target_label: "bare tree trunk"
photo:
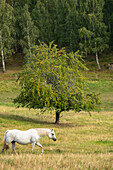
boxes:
[0,34,6,73]
[1,47,6,73]
[93,18,101,71]
[96,51,101,70]
[95,39,101,70]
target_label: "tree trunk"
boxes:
[94,27,101,70]
[96,51,101,70]
[1,48,6,73]
[0,34,6,73]
[55,111,60,124]
[108,23,111,34]
[27,21,32,58]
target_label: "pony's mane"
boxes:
[34,128,50,136]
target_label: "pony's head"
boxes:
[48,129,56,141]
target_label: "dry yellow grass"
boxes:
[0,106,113,169]
[0,153,113,170]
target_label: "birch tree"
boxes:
[0,0,14,72]
[19,4,39,60]
[78,0,109,70]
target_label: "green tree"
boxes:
[0,0,14,72]
[14,42,100,124]
[103,0,113,46]
[78,0,109,70]
[19,4,39,59]
[32,0,53,43]
[65,0,79,51]
[7,0,37,53]
[52,0,68,48]
[32,0,79,51]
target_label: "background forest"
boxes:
[0,0,113,72]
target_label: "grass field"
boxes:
[0,63,113,169]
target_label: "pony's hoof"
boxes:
[1,150,4,154]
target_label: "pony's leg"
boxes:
[1,148,4,154]
[36,142,43,154]
[31,142,35,154]
[1,143,9,154]
[12,141,16,154]
[1,144,5,154]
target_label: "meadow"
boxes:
[0,61,113,169]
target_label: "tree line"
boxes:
[0,0,113,72]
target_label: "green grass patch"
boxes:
[95,140,113,146]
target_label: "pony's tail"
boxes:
[3,131,10,150]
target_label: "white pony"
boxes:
[1,128,56,154]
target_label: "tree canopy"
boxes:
[0,0,113,71]
[14,42,100,123]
